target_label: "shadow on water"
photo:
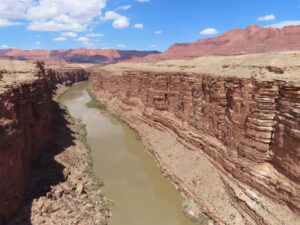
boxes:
[6,101,76,225]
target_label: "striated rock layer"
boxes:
[48,64,92,89]
[0,60,53,223]
[0,60,94,223]
[90,52,300,225]
[141,25,300,61]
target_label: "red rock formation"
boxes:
[142,25,300,61]
[89,53,300,224]
[0,60,53,223]
[48,64,91,89]
[0,49,160,65]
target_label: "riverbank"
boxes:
[62,83,201,225]
[89,55,300,225]
[87,83,226,225]
[7,84,111,225]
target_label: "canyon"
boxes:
[89,52,300,224]
[1,50,300,225]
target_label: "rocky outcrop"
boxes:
[0,49,160,65]
[0,60,53,223]
[48,64,91,89]
[141,25,300,61]
[90,52,300,224]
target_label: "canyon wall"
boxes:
[0,59,92,223]
[0,60,53,223]
[90,52,300,224]
[48,64,91,89]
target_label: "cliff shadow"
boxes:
[6,101,76,225]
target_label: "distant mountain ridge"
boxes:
[2,25,300,64]
[0,48,160,64]
[142,25,300,61]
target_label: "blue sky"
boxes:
[0,0,300,51]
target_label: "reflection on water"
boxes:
[60,83,197,225]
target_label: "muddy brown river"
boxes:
[60,83,197,225]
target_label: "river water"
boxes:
[60,83,197,225]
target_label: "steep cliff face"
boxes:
[48,64,91,89]
[90,52,300,224]
[0,60,53,223]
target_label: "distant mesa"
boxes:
[0,48,160,65]
[140,24,300,61]
[2,24,300,64]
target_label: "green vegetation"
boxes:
[78,122,104,188]
[230,213,236,221]
[111,113,142,141]
[182,199,209,225]
[87,86,142,141]
[134,132,142,141]
[57,84,109,225]
[111,113,126,124]
[72,113,109,225]
[86,87,107,111]
[77,117,109,225]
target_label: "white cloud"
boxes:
[118,5,131,10]
[75,36,95,48]
[134,23,143,29]
[61,32,77,37]
[258,14,275,21]
[0,19,22,26]
[0,0,33,19]
[102,11,120,20]
[86,33,104,37]
[53,37,67,41]
[26,0,106,21]
[154,30,162,34]
[76,36,90,42]
[28,20,86,31]
[117,44,126,48]
[149,44,156,48]
[113,16,129,29]
[0,44,15,49]
[200,28,218,35]
[102,11,129,29]
[35,41,41,45]
[136,0,150,2]
[82,41,95,48]
[0,0,106,31]
[265,20,300,28]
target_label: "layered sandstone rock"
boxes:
[48,64,91,89]
[90,52,300,224]
[141,25,300,61]
[0,60,53,224]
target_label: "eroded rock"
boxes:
[90,53,300,224]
